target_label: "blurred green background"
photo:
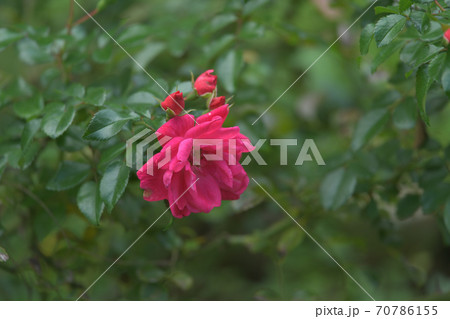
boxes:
[0,0,450,300]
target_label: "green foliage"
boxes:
[0,0,449,302]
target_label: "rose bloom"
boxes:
[161,91,185,115]
[209,96,226,110]
[445,28,450,44]
[194,69,217,96]
[137,105,253,218]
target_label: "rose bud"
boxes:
[194,69,217,96]
[161,91,185,115]
[444,29,450,45]
[209,96,226,110]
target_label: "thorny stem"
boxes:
[435,0,446,12]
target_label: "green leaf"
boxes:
[374,6,400,15]
[428,53,446,82]
[93,43,113,64]
[126,91,157,118]
[21,119,41,150]
[13,95,44,119]
[67,83,86,99]
[320,168,357,210]
[360,23,374,55]
[399,0,413,12]
[47,161,91,191]
[397,194,420,220]
[442,62,450,96]
[0,246,8,262]
[77,181,105,225]
[400,42,440,68]
[100,161,129,212]
[98,144,126,171]
[216,50,243,93]
[84,87,107,106]
[444,199,450,234]
[371,40,404,72]
[18,38,52,65]
[0,28,23,51]
[422,185,450,214]
[133,42,166,71]
[207,14,237,34]
[351,108,389,151]
[374,14,406,47]
[42,103,76,138]
[416,65,431,125]
[83,109,135,140]
[393,97,417,130]
[243,0,269,16]
[19,143,39,170]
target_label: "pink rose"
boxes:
[445,29,450,45]
[194,69,217,96]
[161,91,185,115]
[137,105,253,218]
[209,96,226,110]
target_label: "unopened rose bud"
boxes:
[194,69,217,96]
[444,29,450,45]
[161,91,184,115]
[209,96,226,110]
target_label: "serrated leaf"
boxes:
[374,14,406,47]
[360,23,374,55]
[320,168,357,210]
[374,6,400,15]
[83,109,134,140]
[351,108,389,151]
[100,161,129,212]
[13,95,44,119]
[126,91,157,118]
[21,119,41,150]
[42,103,76,138]
[371,40,404,72]
[399,0,413,12]
[84,87,107,106]
[19,143,39,170]
[77,181,104,225]
[416,65,431,125]
[47,161,91,191]
[393,97,417,130]
[428,53,446,82]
